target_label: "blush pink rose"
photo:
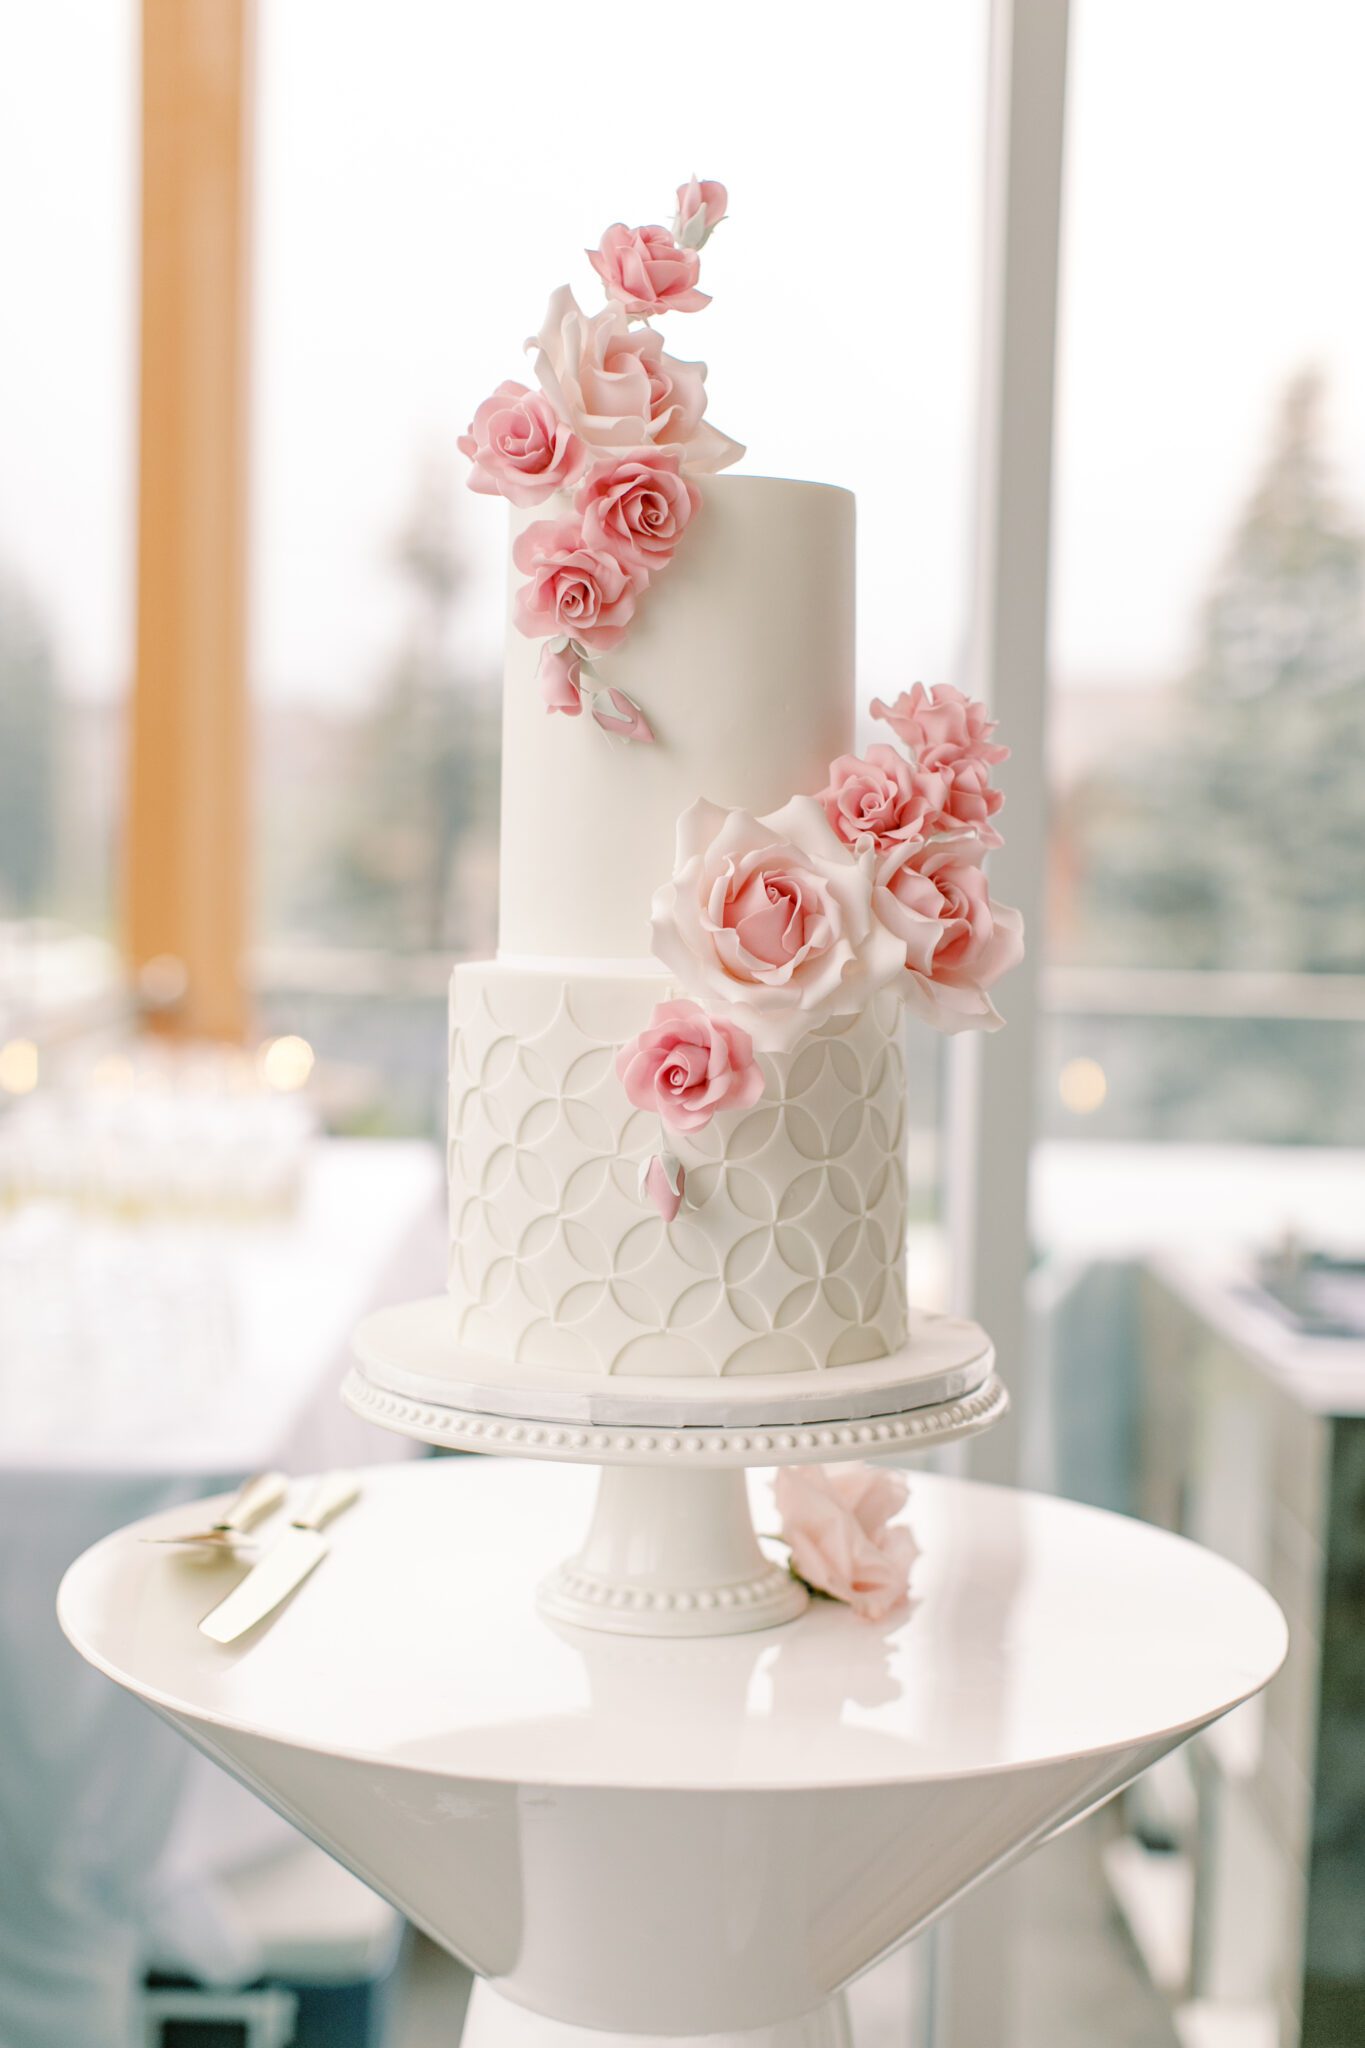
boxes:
[576,451,702,571]
[932,756,1005,846]
[817,746,946,853]
[458,380,586,507]
[539,643,584,716]
[870,684,1009,772]
[650,796,906,1052]
[616,998,763,1134]
[674,177,728,250]
[530,287,743,472]
[512,519,644,650]
[588,222,710,316]
[774,1464,915,1622]
[871,685,1008,847]
[874,838,1024,1033]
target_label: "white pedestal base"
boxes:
[537,1466,807,1637]
[463,1979,850,2048]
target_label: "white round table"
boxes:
[58,1459,1286,2048]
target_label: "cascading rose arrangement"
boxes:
[460,176,740,740]
[623,687,1023,1209]
[459,182,1023,1224]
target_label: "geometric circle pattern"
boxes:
[448,965,910,1377]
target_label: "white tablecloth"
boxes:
[0,1139,444,2048]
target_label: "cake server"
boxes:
[198,1472,361,1643]
[143,1470,290,1551]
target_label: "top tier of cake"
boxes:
[498,475,855,961]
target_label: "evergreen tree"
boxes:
[1061,371,1365,977]
[0,568,59,916]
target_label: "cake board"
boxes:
[345,1296,1005,1637]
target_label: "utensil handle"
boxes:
[216,1470,289,1535]
[295,1471,361,1532]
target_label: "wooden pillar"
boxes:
[126,0,252,1039]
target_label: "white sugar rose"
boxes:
[650,795,906,1052]
[528,286,744,474]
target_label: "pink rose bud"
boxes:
[539,642,584,717]
[640,1152,685,1223]
[674,177,728,251]
[587,222,710,317]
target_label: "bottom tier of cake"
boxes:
[447,960,910,1378]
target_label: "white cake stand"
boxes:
[344,1296,1004,1637]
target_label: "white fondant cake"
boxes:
[499,477,854,959]
[451,184,1020,1382]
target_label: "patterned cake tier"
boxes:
[447,963,908,1377]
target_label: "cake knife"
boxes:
[198,1472,361,1642]
[143,1470,289,1551]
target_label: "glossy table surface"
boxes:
[58,1458,1287,1794]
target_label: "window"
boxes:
[249,1,989,1142]
[0,2,136,1028]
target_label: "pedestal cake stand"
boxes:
[343,1296,1005,1636]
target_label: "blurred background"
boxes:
[0,2,1361,2046]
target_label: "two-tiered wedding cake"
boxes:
[452,181,1021,1387]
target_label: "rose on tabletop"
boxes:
[588,222,710,316]
[674,177,728,250]
[650,796,906,1053]
[513,519,645,650]
[577,451,702,572]
[538,642,585,716]
[873,836,1024,1033]
[773,1463,915,1622]
[816,746,947,855]
[528,288,743,473]
[458,381,586,506]
[617,998,764,1134]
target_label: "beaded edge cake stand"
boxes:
[345,1296,1006,1639]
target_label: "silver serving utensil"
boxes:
[143,1471,290,1551]
[198,1472,361,1643]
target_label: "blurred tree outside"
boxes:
[257,456,500,960]
[0,568,59,917]
[1050,371,1365,1141]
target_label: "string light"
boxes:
[257,1034,316,1093]
[0,1040,40,1096]
[1058,1056,1107,1115]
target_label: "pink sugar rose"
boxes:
[817,746,947,854]
[588,222,710,316]
[874,837,1024,1033]
[616,998,764,1135]
[774,1463,915,1622]
[458,380,586,507]
[530,287,743,472]
[539,643,584,716]
[650,796,906,1052]
[871,684,1008,847]
[576,451,702,571]
[932,755,1005,847]
[870,684,1009,773]
[513,519,644,651]
[674,177,728,250]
